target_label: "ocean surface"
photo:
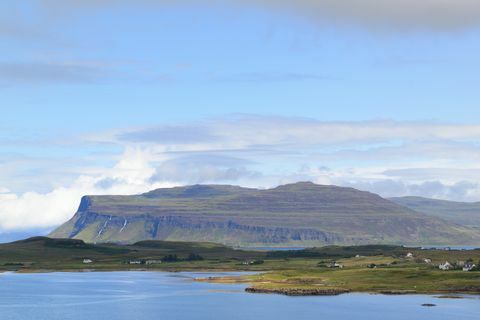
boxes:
[1,271,479,320]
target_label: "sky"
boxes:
[1,0,480,240]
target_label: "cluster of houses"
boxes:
[82,258,163,265]
[128,259,162,265]
[242,260,264,266]
[439,261,476,271]
[405,252,430,263]
[404,252,476,271]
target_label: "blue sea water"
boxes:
[0,271,479,320]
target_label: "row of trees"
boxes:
[162,253,204,262]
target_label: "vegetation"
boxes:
[1,237,479,295]
[390,196,480,229]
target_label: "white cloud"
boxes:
[117,117,480,149]
[0,148,176,231]
[0,187,10,194]
[4,116,480,232]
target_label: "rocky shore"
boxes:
[378,290,417,295]
[245,287,350,296]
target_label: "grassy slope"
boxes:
[0,237,265,271]
[390,196,480,229]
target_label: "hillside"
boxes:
[49,182,480,246]
[390,196,480,229]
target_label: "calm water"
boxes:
[1,271,479,320]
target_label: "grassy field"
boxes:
[1,237,479,295]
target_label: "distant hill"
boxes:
[389,196,480,229]
[49,182,480,246]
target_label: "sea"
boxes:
[0,271,479,320]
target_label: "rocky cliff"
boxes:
[49,182,480,246]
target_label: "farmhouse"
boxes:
[463,263,476,272]
[327,262,344,269]
[439,261,452,271]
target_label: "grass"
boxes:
[245,265,480,294]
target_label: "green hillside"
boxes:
[50,182,480,246]
[390,196,480,229]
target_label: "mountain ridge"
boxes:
[390,196,480,229]
[50,182,480,246]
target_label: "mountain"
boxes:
[49,182,480,246]
[389,196,480,229]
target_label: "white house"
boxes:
[406,252,414,258]
[424,259,432,264]
[463,263,476,272]
[327,262,344,269]
[439,261,452,271]
[83,259,93,264]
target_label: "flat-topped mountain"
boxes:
[50,182,479,246]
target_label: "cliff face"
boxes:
[49,182,480,246]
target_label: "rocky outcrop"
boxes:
[245,287,350,296]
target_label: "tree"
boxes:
[186,253,204,261]
[162,254,179,262]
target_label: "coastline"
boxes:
[2,239,479,297]
[3,268,480,297]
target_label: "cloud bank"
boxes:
[33,0,480,31]
[3,116,480,233]
[0,0,478,36]
[254,0,480,30]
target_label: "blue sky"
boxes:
[1,0,480,238]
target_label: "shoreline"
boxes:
[3,268,479,297]
[243,287,480,297]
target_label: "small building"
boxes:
[355,255,362,258]
[406,252,414,258]
[424,259,432,264]
[145,260,162,265]
[83,259,93,264]
[242,260,264,266]
[327,262,344,269]
[439,261,452,271]
[128,260,143,265]
[463,263,476,272]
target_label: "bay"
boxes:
[0,271,479,320]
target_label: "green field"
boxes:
[1,237,479,295]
